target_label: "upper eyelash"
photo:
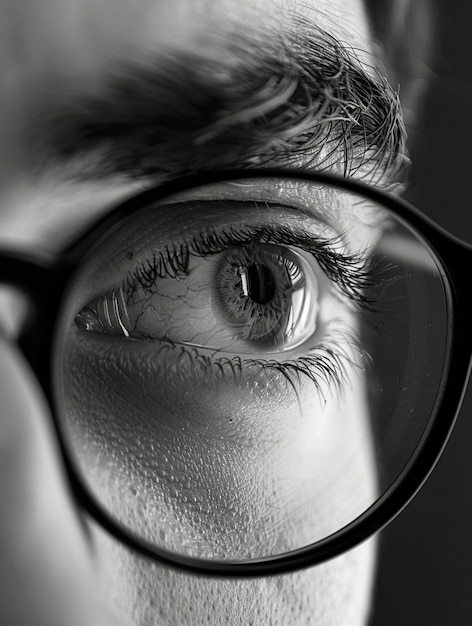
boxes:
[124,223,381,309]
[124,243,190,295]
[192,224,378,307]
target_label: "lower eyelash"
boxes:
[249,325,364,404]
[153,319,364,406]
[75,308,363,408]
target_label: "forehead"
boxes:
[2,0,371,72]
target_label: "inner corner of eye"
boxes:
[74,288,132,338]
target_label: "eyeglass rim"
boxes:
[1,167,472,577]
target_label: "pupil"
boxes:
[247,263,276,304]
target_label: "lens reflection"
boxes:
[52,177,450,561]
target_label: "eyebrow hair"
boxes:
[35,24,409,190]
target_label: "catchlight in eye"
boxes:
[215,243,321,352]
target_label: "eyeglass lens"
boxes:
[52,176,450,561]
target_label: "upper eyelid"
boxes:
[81,202,336,285]
[67,190,381,317]
[122,221,374,312]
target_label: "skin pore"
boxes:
[0,1,407,625]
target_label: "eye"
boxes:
[76,242,323,354]
[69,194,374,391]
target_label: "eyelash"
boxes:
[247,326,365,404]
[116,223,378,397]
[124,223,376,307]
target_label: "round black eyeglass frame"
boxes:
[1,168,472,578]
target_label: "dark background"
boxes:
[372,1,472,624]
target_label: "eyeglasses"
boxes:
[1,168,470,577]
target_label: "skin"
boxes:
[0,1,395,624]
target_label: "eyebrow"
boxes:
[33,24,409,190]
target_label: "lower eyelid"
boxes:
[70,311,362,402]
[64,333,328,450]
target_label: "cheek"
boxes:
[91,522,377,626]
[58,328,377,560]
